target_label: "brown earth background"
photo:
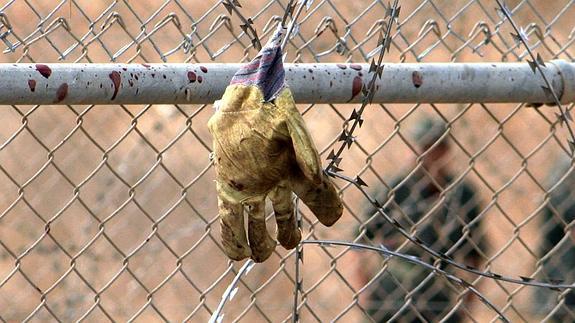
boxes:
[0,0,575,322]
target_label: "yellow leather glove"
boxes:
[208,84,343,262]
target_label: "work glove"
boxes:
[208,85,343,263]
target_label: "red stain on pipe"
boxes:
[412,71,423,88]
[349,76,363,102]
[109,71,121,100]
[188,71,197,83]
[35,64,52,79]
[350,64,362,71]
[28,79,36,92]
[55,83,68,103]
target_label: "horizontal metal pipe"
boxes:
[0,61,573,105]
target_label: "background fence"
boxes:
[1,0,575,322]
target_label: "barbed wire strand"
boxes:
[318,0,575,293]
[495,0,575,154]
[221,0,263,51]
[325,0,400,174]
[280,0,306,51]
[210,2,309,322]
[300,240,510,323]
[208,260,255,323]
[328,170,575,290]
[0,0,573,322]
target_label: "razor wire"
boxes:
[1,0,575,322]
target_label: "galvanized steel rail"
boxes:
[1,61,574,105]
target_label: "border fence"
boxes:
[1,0,575,322]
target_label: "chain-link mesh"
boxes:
[1,0,575,322]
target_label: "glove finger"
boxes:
[217,194,251,261]
[291,172,343,227]
[276,88,323,184]
[269,184,301,250]
[246,198,276,263]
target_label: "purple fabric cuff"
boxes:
[230,26,286,102]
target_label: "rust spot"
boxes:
[54,83,68,103]
[35,64,52,79]
[350,64,362,71]
[349,76,363,102]
[412,71,423,88]
[28,79,36,92]
[337,64,347,70]
[200,66,208,73]
[198,75,203,83]
[188,71,197,83]
[109,71,121,100]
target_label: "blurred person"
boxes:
[536,158,575,322]
[357,117,487,323]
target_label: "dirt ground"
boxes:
[0,0,574,322]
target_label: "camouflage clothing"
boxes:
[362,170,485,322]
[536,172,575,322]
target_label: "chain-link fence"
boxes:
[1,0,575,322]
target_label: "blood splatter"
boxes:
[28,79,36,92]
[198,76,203,83]
[337,64,347,70]
[349,76,363,102]
[350,64,362,71]
[230,180,244,191]
[54,83,68,103]
[188,71,197,83]
[109,71,121,100]
[412,71,423,88]
[35,64,52,79]
[141,63,151,68]
[200,66,208,73]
